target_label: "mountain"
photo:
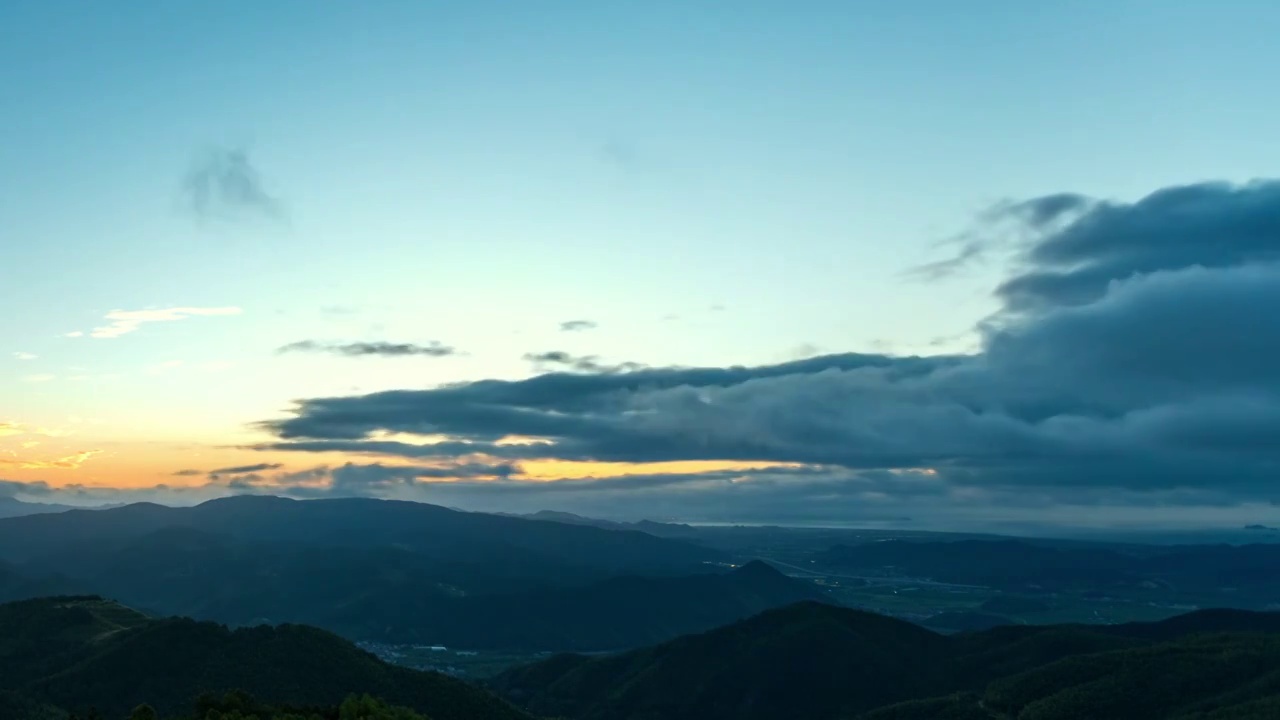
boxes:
[496,602,1280,720]
[322,559,829,650]
[497,510,700,537]
[0,495,721,575]
[0,502,813,652]
[0,562,84,603]
[0,496,79,519]
[495,509,633,530]
[866,633,1280,720]
[6,528,820,651]
[493,600,953,720]
[0,595,531,720]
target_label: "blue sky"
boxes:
[3,1,1280,531]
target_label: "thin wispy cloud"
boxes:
[182,145,284,222]
[209,462,283,475]
[0,422,71,439]
[277,340,457,358]
[21,374,56,383]
[71,307,242,339]
[12,352,36,361]
[0,449,101,470]
[903,193,1093,281]
[522,351,646,374]
[559,320,598,332]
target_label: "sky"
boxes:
[3,0,1280,533]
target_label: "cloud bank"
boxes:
[242,179,1280,526]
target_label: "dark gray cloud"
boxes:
[171,469,203,477]
[0,479,52,498]
[559,320,597,332]
[225,474,267,489]
[208,462,283,476]
[251,178,1280,522]
[994,181,1280,312]
[182,146,283,222]
[522,351,647,374]
[278,340,456,358]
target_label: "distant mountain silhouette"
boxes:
[0,496,81,519]
[496,509,699,537]
[5,524,819,651]
[0,495,721,573]
[0,499,851,652]
[0,595,530,720]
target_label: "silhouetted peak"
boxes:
[105,501,175,515]
[197,494,295,508]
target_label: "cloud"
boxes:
[73,307,242,339]
[12,352,36,361]
[905,193,1093,280]
[993,182,1280,312]
[197,461,520,498]
[522,351,646,374]
[250,178,1280,524]
[171,469,203,477]
[0,424,74,439]
[904,238,993,281]
[0,450,102,470]
[208,462,283,476]
[182,146,283,222]
[0,480,53,498]
[559,320,598,332]
[21,374,56,383]
[278,340,456,358]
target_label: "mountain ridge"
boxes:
[0,595,532,720]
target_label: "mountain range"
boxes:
[495,601,1280,720]
[0,496,83,519]
[0,497,827,652]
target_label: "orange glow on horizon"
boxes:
[516,459,802,481]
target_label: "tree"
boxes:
[129,704,158,720]
[339,694,429,720]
